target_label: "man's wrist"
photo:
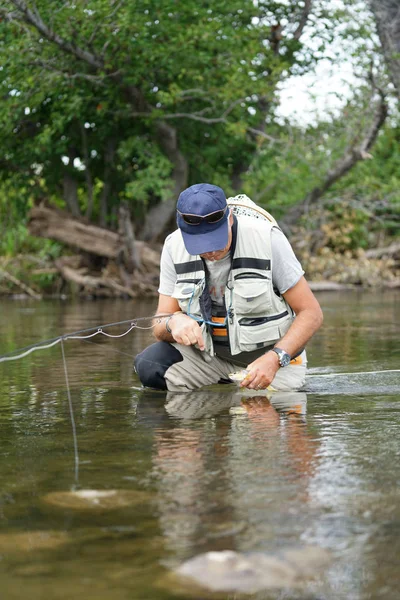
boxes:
[165,311,184,334]
[165,315,174,334]
[270,347,291,367]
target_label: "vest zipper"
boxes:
[239,311,289,326]
[234,273,270,280]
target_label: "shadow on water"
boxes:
[0,291,399,599]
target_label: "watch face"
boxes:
[280,353,291,367]
[273,348,291,367]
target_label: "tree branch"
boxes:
[281,89,388,230]
[29,58,116,85]
[0,267,42,300]
[10,0,104,69]
[293,0,313,41]
[129,99,282,143]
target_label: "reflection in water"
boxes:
[149,389,320,565]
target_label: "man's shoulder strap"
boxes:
[227,194,277,226]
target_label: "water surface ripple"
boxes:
[0,292,398,599]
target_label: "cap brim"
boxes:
[181,218,229,255]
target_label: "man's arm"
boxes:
[153,294,205,350]
[241,276,323,389]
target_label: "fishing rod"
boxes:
[0,313,173,363]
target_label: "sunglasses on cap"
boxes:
[177,206,228,226]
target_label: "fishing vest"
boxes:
[169,213,294,357]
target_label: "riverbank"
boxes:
[0,244,399,300]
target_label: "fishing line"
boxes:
[307,369,400,377]
[0,313,172,363]
[61,338,79,487]
[0,312,170,489]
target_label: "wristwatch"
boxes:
[165,315,174,334]
[271,347,291,367]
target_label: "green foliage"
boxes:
[0,0,398,271]
[0,0,347,229]
[0,220,63,259]
[118,136,173,208]
[0,180,63,258]
[331,124,400,227]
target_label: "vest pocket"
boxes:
[172,281,199,312]
[172,280,202,314]
[238,320,281,350]
[237,312,291,351]
[233,275,271,315]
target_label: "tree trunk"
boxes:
[62,147,81,217]
[80,122,94,220]
[140,121,189,241]
[118,203,141,272]
[99,139,116,227]
[63,171,81,217]
[370,0,400,99]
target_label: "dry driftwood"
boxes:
[28,205,161,297]
[0,267,42,299]
[55,259,158,297]
[365,241,400,259]
[28,205,121,258]
[55,260,137,297]
[28,205,161,270]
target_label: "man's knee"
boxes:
[134,342,183,390]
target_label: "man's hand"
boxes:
[154,294,205,351]
[240,351,280,390]
[168,313,205,351]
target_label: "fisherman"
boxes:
[135,183,323,392]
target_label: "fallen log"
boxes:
[28,205,120,258]
[55,261,138,298]
[28,204,161,273]
[27,205,162,297]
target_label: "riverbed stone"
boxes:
[41,489,151,511]
[175,547,331,594]
[0,530,69,554]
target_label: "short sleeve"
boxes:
[158,235,178,296]
[271,228,304,294]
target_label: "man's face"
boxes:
[200,213,233,261]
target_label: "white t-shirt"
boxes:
[158,227,304,300]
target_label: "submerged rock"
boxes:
[0,530,69,553]
[175,547,331,594]
[41,489,150,511]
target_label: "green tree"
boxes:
[0,0,392,243]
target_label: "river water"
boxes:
[0,291,399,599]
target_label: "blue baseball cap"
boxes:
[176,183,229,255]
